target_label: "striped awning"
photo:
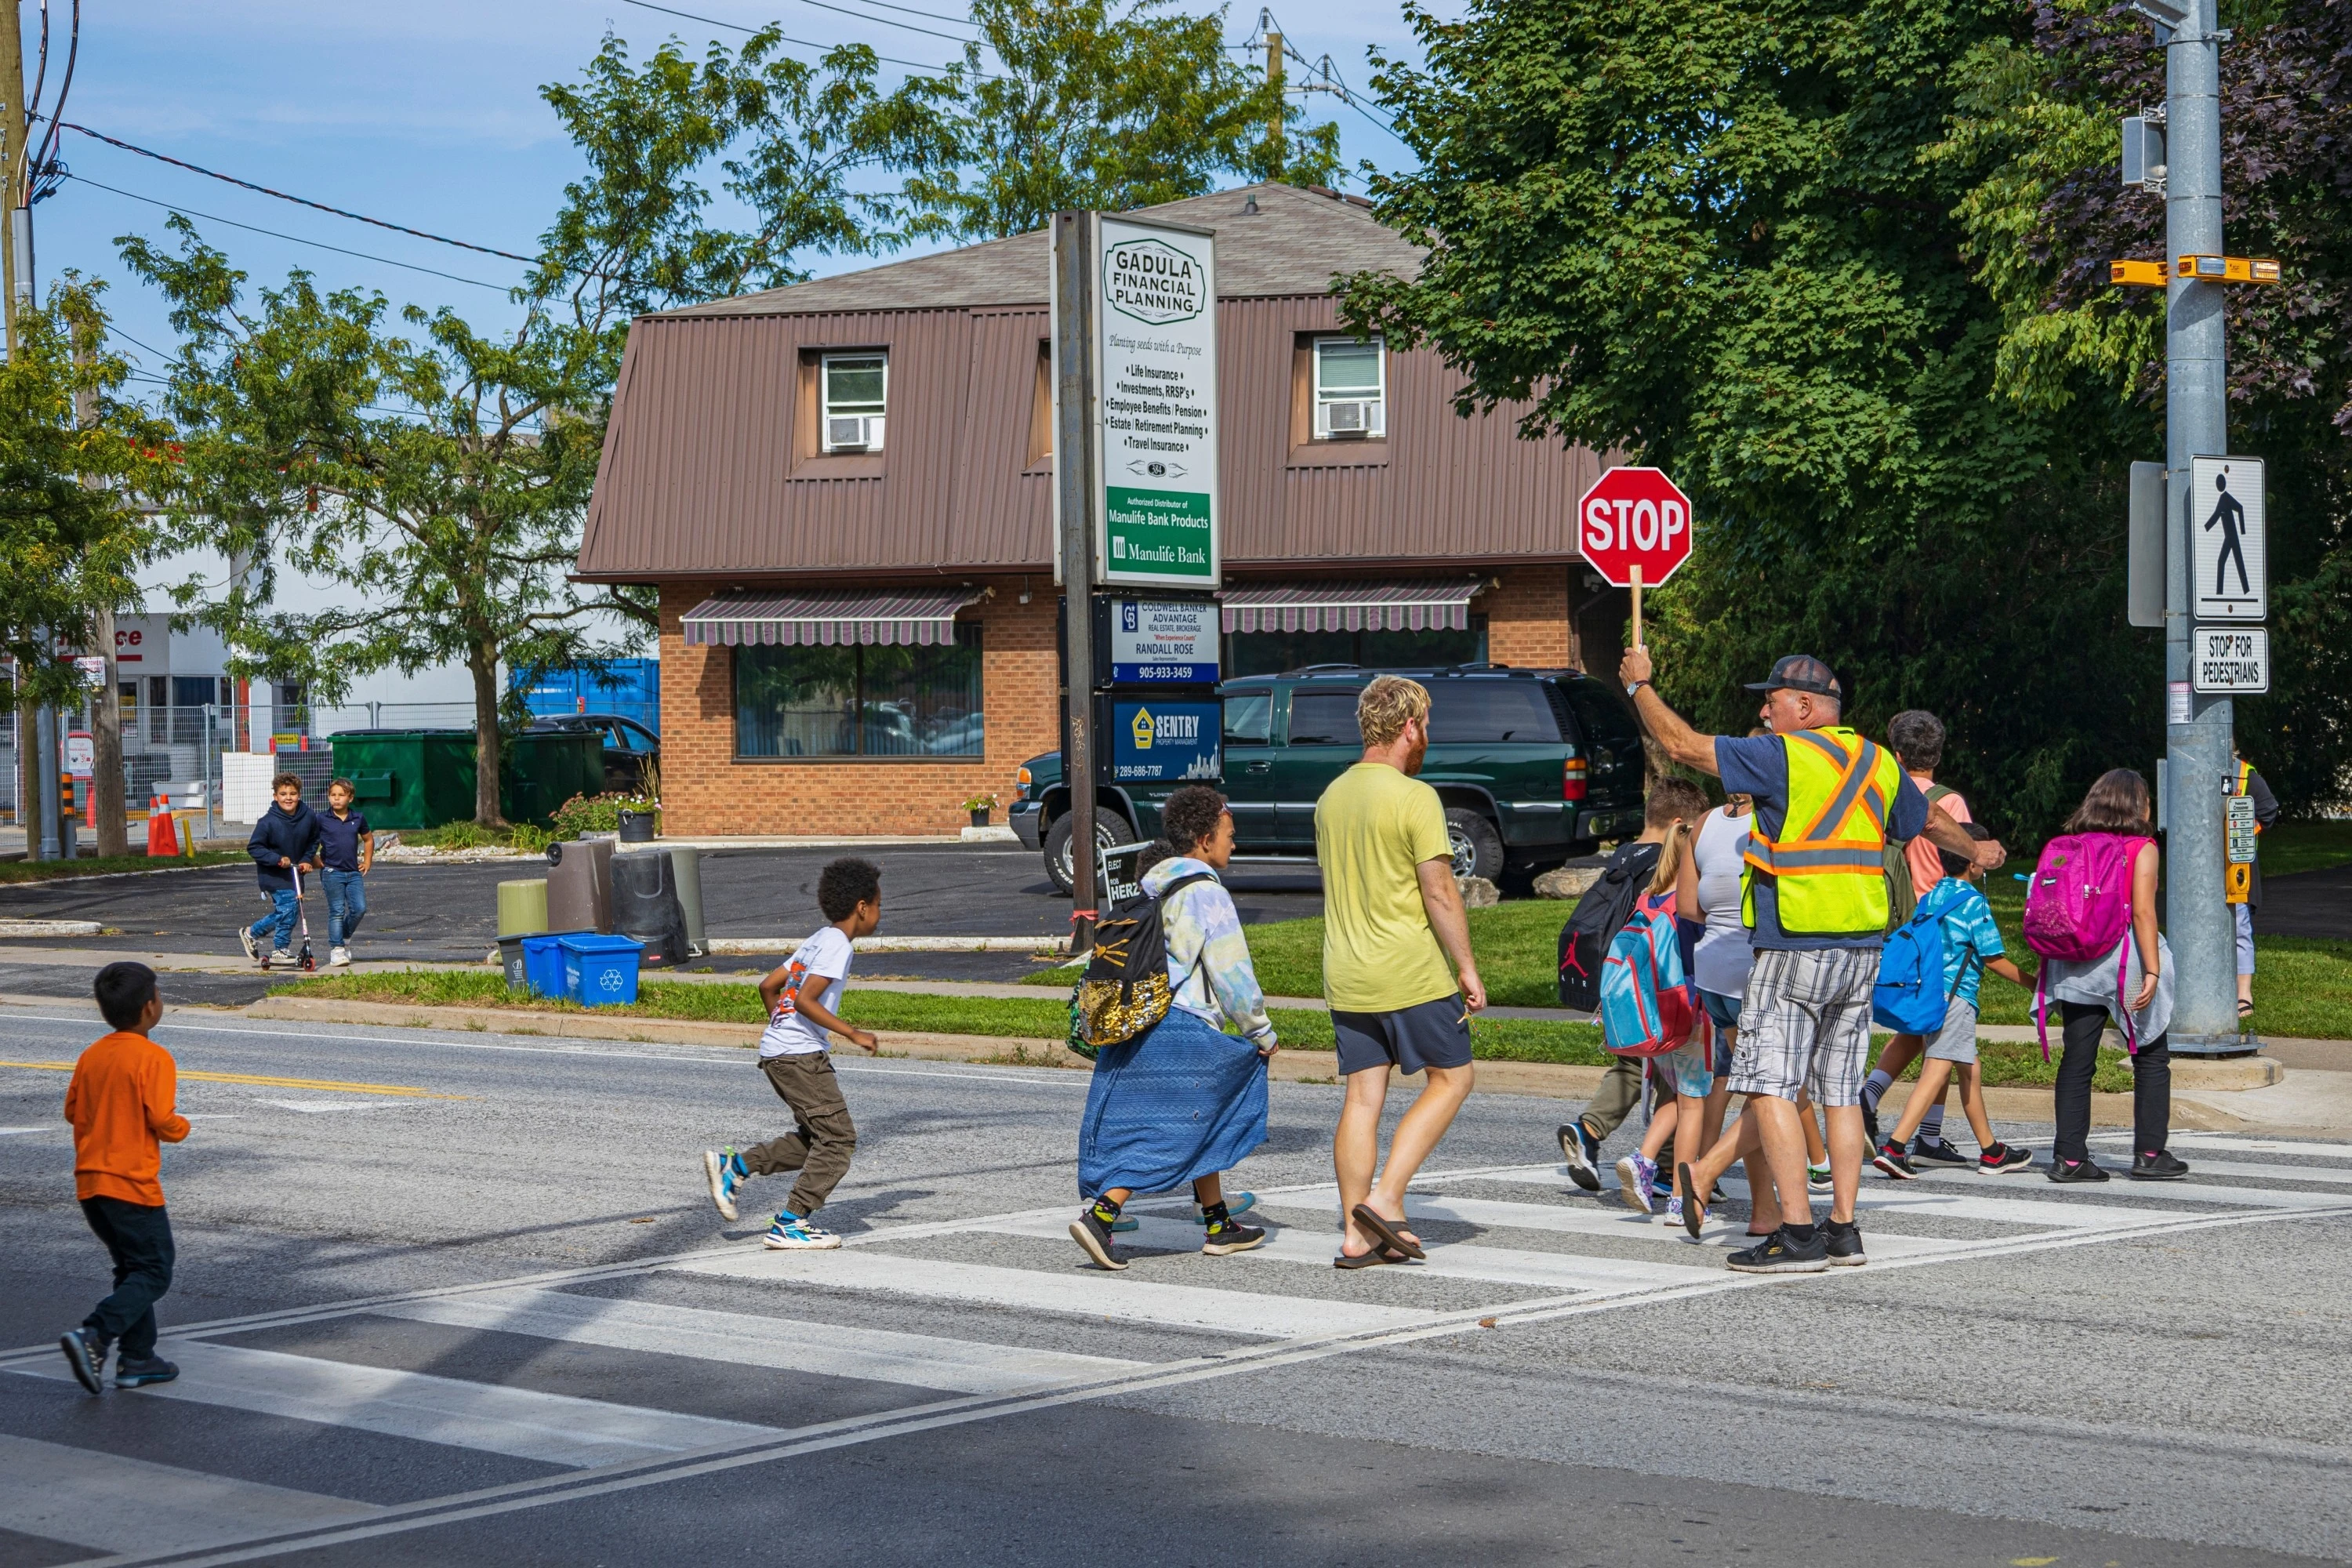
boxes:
[1219,578,1486,635]
[680,588,984,648]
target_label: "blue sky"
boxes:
[33,0,1443,387]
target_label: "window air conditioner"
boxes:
[1320,399,1381,438]
[826,415,884,452]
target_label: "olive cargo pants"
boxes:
[742,1053,858,1218]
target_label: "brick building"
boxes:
[576,183,1621,836]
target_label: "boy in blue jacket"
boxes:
[238,774,322,970]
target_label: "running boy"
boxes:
[702,857,882,1250]
[317,778,372,968]
[1871,823,2034,1178]
[238,774,322,969]
[58,962,187,1395]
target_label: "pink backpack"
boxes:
[2023,833,2150,1058]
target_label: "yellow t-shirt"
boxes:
[1314,761,1458,1013]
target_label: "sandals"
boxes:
[1349,1204,1425,1261]
[2238,1000,2256,1017]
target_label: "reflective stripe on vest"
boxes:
[1741,728,1900,935]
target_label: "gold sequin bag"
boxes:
[1073,872,1214,1054]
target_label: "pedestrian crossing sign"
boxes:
[2188,456,2264,621]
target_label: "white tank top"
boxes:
[1692,805,1755,999]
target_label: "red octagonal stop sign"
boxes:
[1578,466,1693,589]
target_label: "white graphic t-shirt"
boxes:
[757,925,854,1058]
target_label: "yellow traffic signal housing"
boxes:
[2111,260,2167,287]
[2175,254,2282,283]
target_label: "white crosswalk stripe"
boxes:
[374,1287,1150,1394]
[8,1139,2350,1566]
[0,1432,383,1553]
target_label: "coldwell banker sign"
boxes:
[1093,215,1219,589]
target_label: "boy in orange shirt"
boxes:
[59,962,188,1394]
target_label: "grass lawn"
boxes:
[0,850,245,884]
[2252,819,2352,878]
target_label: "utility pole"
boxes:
[1265,29,1283,175]
[1051,211,1100,953]
[2158,0,2238,1053]
[73,320,129,855]
[2,0,31,848]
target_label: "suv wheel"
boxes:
[1044,809,1135,895]
[1444,808,1505,884]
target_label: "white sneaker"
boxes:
[238,927,260,962]
[328,946,351,967]
[762,1216,840,1250]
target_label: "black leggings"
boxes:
[2052,1001,2170,1164]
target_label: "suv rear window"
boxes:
[1556,679,1642,747]
[1287,689,1363,746]
[1427,681,1561,744]
[1223,691,1272,744]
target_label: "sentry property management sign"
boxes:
[1094,215,1218,590]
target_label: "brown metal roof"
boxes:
[657,182,1421,318]
[577,189,1602,583]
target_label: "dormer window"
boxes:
[1312,336,1384,439]
[821,353,887,452]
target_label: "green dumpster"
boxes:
[501,731,602,826]
[324,731,477,829]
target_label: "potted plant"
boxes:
[963,792,999,829]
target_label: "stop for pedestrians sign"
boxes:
[1579,466,1694,589]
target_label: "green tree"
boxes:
[122,220,627,828]
[0,276,165,851]
[1342,0,2171,833]
[912,0,1341,240]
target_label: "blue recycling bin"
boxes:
[522,931,593,998]
[561,933,645,1007]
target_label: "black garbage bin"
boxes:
[611,848,688,967]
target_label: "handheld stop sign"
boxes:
[1577,466,1694,647]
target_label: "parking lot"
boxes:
[0,843,1334,982]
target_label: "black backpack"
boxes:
[1556,841,1661,1011]
[1073,872,1215,1054]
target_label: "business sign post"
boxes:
[1103,597,1218,684]
[1092,215,1218,590]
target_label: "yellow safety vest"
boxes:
[1743,727,1902,937]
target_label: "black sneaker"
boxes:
[1978,1142,2033,1174]
[237,926,261,963]
[1909,1138,1972,1169]
[2046,1157,2111,1184]
[114,1355,179,1389]
[1871,1140,1917,1181]
[1860,1094,1882,1149]
[1559,1122,1601,1192]
[1822,1218,1867,1267]
[1201,1217,1267,1256]
[1725,1225,1830,1274]
[58,1328,108,1396]
[2130,1150,2190,1181]
[1068,1207,1127,1271]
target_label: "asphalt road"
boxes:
[5,1002,2352,1565]
[0,845,1333,977]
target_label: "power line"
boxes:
[855,0,975,24]
[67,174,515,292]
[779,0,976,45]
[50,122,540,263]
[613,0,996,77]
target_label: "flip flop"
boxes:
[1350,1204,1425,1261]
[1334,1244,1391,1269]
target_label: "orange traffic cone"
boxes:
[147,793,180,858]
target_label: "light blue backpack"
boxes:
[1599,890,1700,1058]
[1871,881,1973,1033]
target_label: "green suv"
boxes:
[1009,666,1647,893]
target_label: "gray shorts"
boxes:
[2235,904,2255,976]
[1332,994,1473,1076]
[1730,946,1878,1107]
[1922,996,1980,1065]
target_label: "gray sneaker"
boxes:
[238,926,260,962]
[1725,1225,1831,1274]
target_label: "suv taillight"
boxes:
[1563,757,1588,802]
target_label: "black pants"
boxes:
[2052,1002,2171,1165]
[80,1196,174,1361]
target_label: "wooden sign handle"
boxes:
[1631,563,1644,650]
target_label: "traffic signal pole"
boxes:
[2161,0,2239,1052]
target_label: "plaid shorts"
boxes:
[1730,946,1879,1106]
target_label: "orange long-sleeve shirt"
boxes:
[63,1030,190,1206]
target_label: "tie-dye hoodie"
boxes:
[1142,855,1276,1047]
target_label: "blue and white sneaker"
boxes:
[762,1212,841,1250]
[1615,1152,1657,1214]
[702,1148,744,1222]
[1559,1122,1602,1192]
[1661,1195,1686,1229]
[1194,1192,1255,1225]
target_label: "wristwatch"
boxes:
[1624,679,1650,696]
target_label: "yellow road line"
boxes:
[0,1062,464,1099]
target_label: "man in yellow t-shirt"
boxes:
[1314,675,1486,1269]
